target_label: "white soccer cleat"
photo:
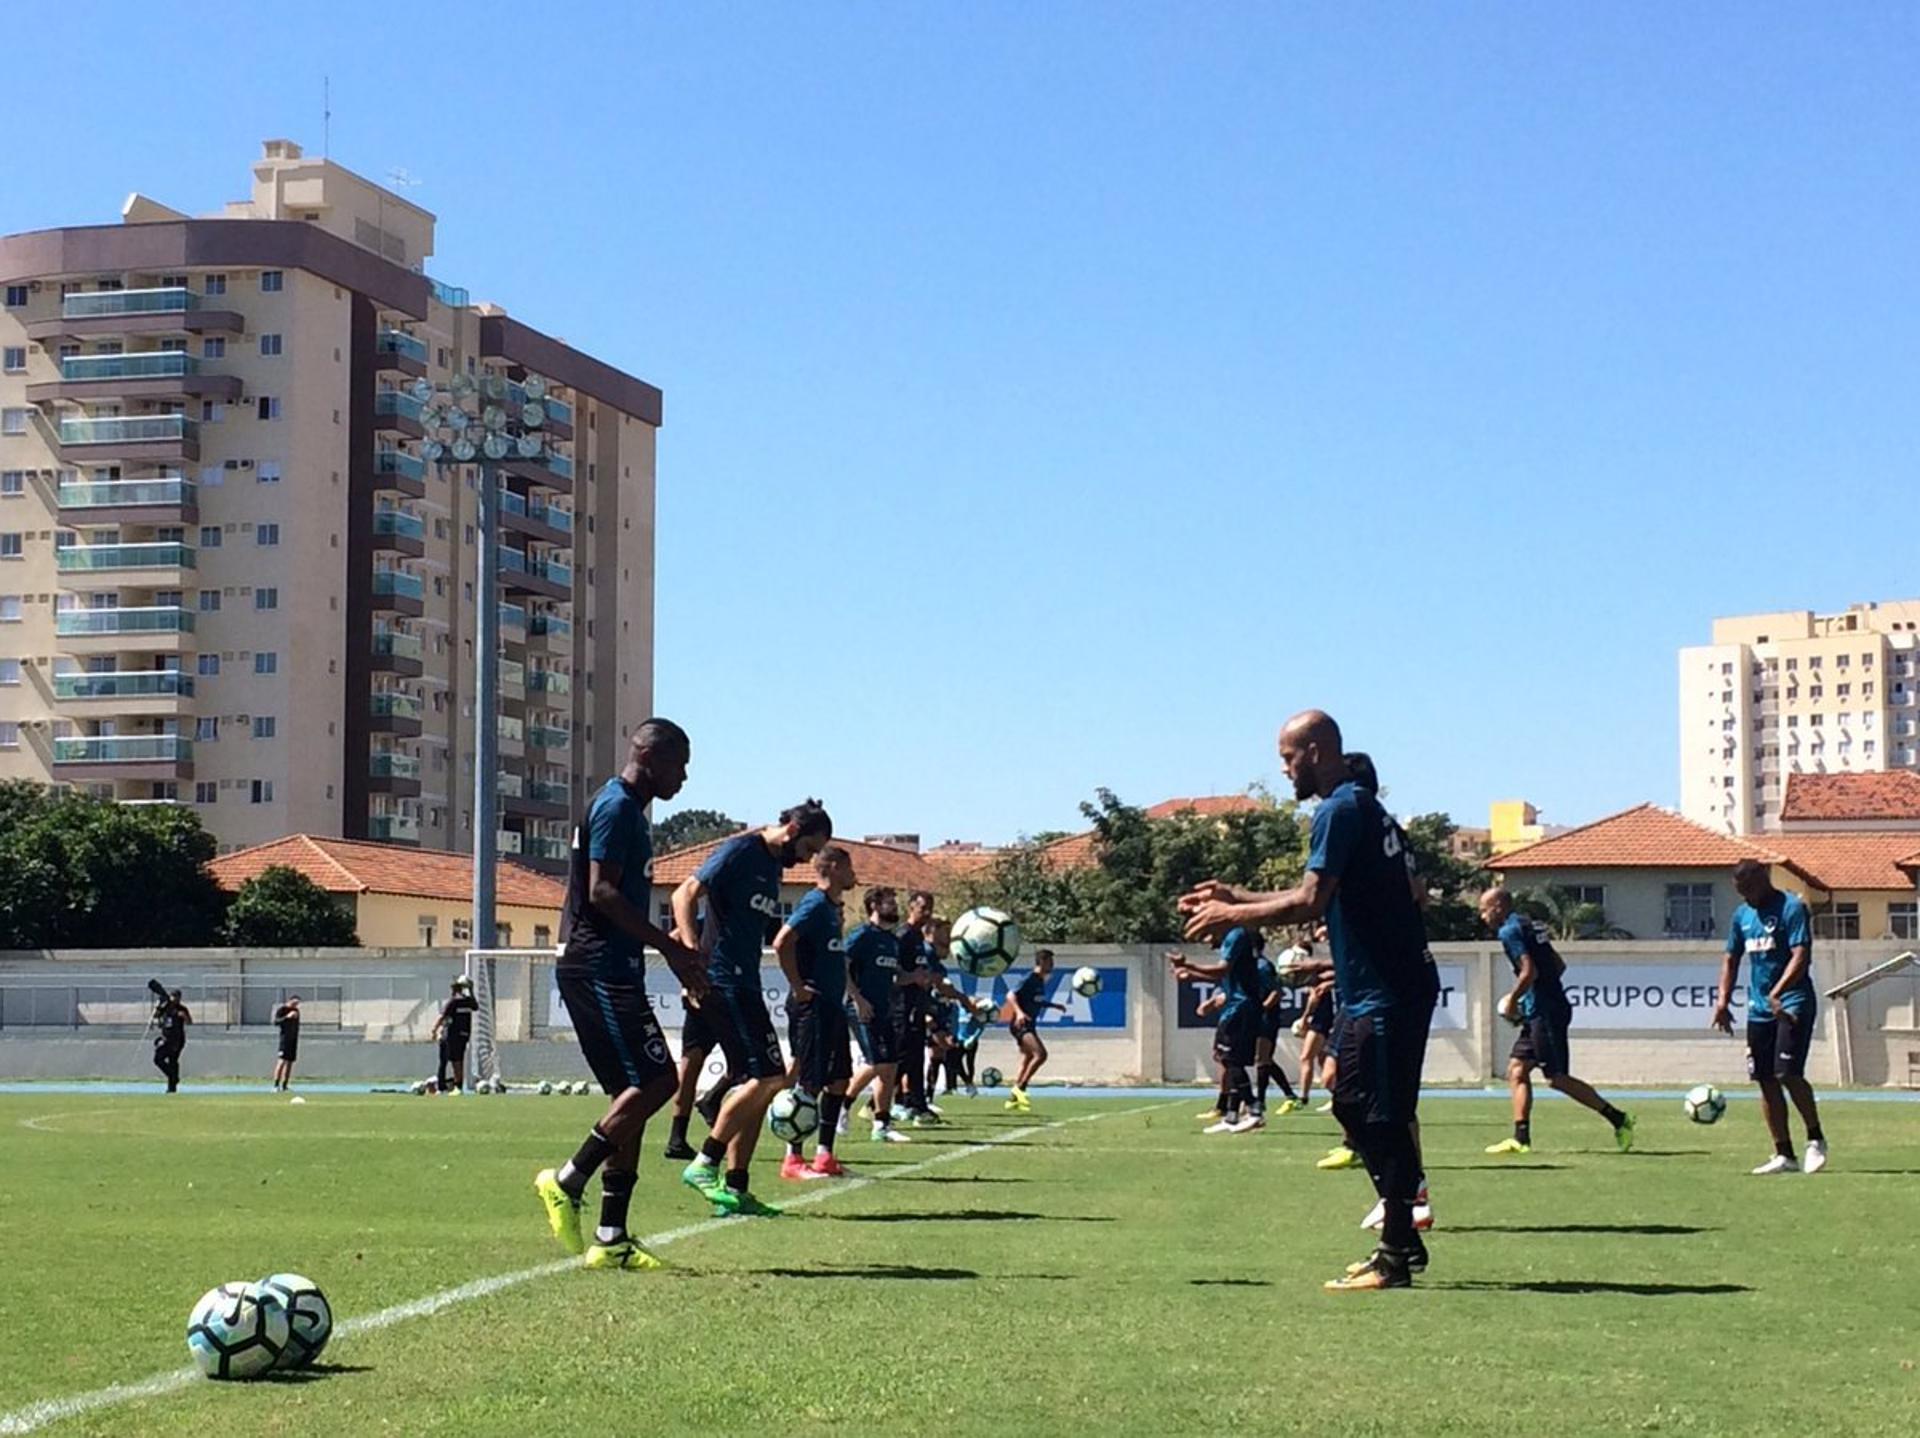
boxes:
[1361,1192,1432,1231]
[1314,1100,1335,1115]
[873,1123,911,1144]
[1203,1117,1240,1135]
[923,1102,945,1118]
[1229,1114,1266,1133]
[1361,1199,1385,1231]
[1751,1154,1800,1175]
[1804,1139,1828,1174]
[835,1110,850,1136]
[1413,1199,1434,1232]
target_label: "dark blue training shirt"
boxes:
[1306,780,1435,1017]
[786,889,846,1000]
[1727,891,1815,1021]
[1012,969,1050,1020]
[1218,927,1262,1018]
[844,922,901,1016]
[694,833,784,990]
[1497,911,1567,1019]
[560,776,653,974]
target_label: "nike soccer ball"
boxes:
[980,1066,1004,1088]
[1683,1084,1727,1125]
[254,1273,333,1370]
[951,907,1021,979]
[768,1088,820,1142]
[1070,966,1102,997]
[187,1282,290,1380]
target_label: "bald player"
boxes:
[1479,887,1635,1157]
[1183,710,1437,1292]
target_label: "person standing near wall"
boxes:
[271,995,301,1091]
[153,988,191,1094]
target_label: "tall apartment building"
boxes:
[1679,601,1920,836]
[0,140,659,875]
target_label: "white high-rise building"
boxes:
[1679,601,1920,836]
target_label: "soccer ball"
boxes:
[1683,1084,1727,1125]
[187,1282,289,1380]
[980,1066,1004,1088]
[537,1080,554,1095]
[951,907,1021,979]
[1070,966,1102,998]
[574,1080,593,1096]
[409,1080,428,1096]
[768,1088,820,1143]
[254,1273,332,1370]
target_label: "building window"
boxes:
[451,918,472,944]
[260,271,284,292]
[255,651,277,675]
[1892,902,1919,941]
[257,523,280,547]
[1,409,30,436]
[203,337,226,359]
[1813,903,1860,942]
[249,779,274,804]
[0,470,22,496]
[0,533,21,559]
[0,657,18,685]
[252,716,276,739]
[3,286,26,308]
[1,347,24,373]
[1664,883,1716,939]
[0,721,17,749]
[419,917,437,946]
[533,925,552,949]
[258,396,282,420]
[197,654,220,678]
[195,717,219,742]
[197,589,220,613]
[195,781,217,804]
[0,595,20,622]
[255,587,278,610]
[259,333,283,356]
[205,274,227,296]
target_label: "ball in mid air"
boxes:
[950,907,1021,979]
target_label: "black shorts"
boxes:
[1258,1006,1283,1044]
[1748,1007,1814,1081]
[556,969,675,1094]
[1306,1002,1334,1037]
[438,1034,468,1063]
[1213,1007,1258,1067]
[789,997,852,1091]
[680,999,722,1057]
[1332,1003,1431,1127]
[277,1042,298,1062]
[703,986,786,1080]
[1009,1016,1040,1044]
[1509,997,1572,1078]
[892,1002,929,1049]
[849,1006,898,1066]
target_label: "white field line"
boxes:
[0,1101,1177,1435]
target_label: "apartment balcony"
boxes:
[496,829,524,856]
[50,733,194,782]
[498,602,529,646]
[26,288,244,344]
[374,389,426,440]
[522,834,567,864]
[369,750,422,798]
[370,690,425,738]
[51,669,195,718]
[527,612,571,654]
[55,477,196,526]
[498,546,570,601]
[527,723,571,754]
[496,771,524,799]
[497,487,573,546]
[375,330,428,378]
[526,668,572,699]
[372,506,426,558]
[371,568,425,617]
[371,626,424,678]
[498,713,525,758]
[56,542,195,586]
[57,414,200,464]
[28,350,242,406]
[373,448,427,499]
[505,382,573,440]
[503,446,573,493]
[499,656,526,697]
[369,813,421,845]
[503,777,570,822]
[55,605,195,656]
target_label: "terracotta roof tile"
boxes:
[650,836,943,892]
[1145,795,1262,820]
[1780,771,1920,823]
[1762,833,1920,892]
[209,834,565,908]
[1036,831,1100,872]
[1493,804,1784,871]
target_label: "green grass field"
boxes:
[1,1089,1916,1436]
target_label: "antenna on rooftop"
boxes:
[388,168,422,192]
[323,76,331,158]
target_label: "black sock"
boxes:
[875,1108,892,1127]
[699,1136,727,1165]
[1806,1122,1824,1144]
[725,1167,749,1194]
[1364,1120,1421,1250]
[558,1125,614,1197]
[669,1113,690,1147]
[1256,1067,1271,1106]
[1514,1119,1531,1146]
[597,1168,635,1242]
[1265,1061,1298,1100]
[819,1093,843,1153]
[1214,1081,1231,1112]
[1600,1103,1626,1128]
[1775,1137,1796,1160]
[1227,1068,1251,1115]
[787,1137,804,1159]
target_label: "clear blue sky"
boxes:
[9,3,1919,843]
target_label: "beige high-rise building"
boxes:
[0,140,659,876]
[1679,601,1920,836]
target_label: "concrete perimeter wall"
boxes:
[3,942,1916,1087]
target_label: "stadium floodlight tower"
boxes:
[414,370,560,1083]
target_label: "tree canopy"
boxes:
[224,865,360,947]
[655,808,746,853]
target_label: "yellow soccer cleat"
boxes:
[1484,1138,1532,1156]
[1315,1145,1361,1171]
[1274,1099,1303,1117]
[1325,1251,1412,1292]
[1013,1088,1033,1112]
[1196,1108,1224,1122]
[584,1238,664,1271]
[533,1168,585,1256]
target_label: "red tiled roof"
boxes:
[650,835,943,891]
[208,835,565,908]
[1763,833,1920,892]
[1146,795,1262,820]
[1493,804,1787,872]
[1036,831,1101,872]
[1780,771,1920,823]
[921,844,1002,876]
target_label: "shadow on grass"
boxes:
[1624,1150,1711,1159]
[260,1363,376,1383]
[1189,1277,1272,1288]
[1841,1168,1920,1176]
[897,1137,1037,1147]
[1446,1223,1715,1236]
[1427,1163,1564,1171]
[754,1264,981,1281]
[1436,1279,1751,1297]
[820,1209,1113,1224]
[889,1174,1032,1184]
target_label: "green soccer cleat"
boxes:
[709,1187,783,1218]
[681,1160,722,1196]
[1613,1111,1636,1153]
[1315,1146,1361,1171]
[584,1238,664,1271]
[533,1168,586,1256]
[1484,1138,1532,1156]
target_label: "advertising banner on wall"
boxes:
[1556,962,1759,1030]
[1174,964,1470,1032]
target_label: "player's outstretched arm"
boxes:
[1183,872,1338,945]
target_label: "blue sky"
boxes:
[9,3,1919,843]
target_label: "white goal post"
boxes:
[462,947,559,1084]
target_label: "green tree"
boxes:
[0,785,225,948]
[1515,885,1631,941]
[655,808,745,853]
[225,865,360,947]
[1400,812,1489,941]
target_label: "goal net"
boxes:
[460,948,555,1085]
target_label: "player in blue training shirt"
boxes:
[1184,710,1436,1291]
[1713,859,1828,1175]
[535,719,710,1271]
[843,887,911,1142]
[1004,949,1064,1110]
[670,798,834,1215]
[771,843,856,1181]
[1169,927,1269,1132]
[1478,887,1635,1157]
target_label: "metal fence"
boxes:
[0,972,438,1038]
